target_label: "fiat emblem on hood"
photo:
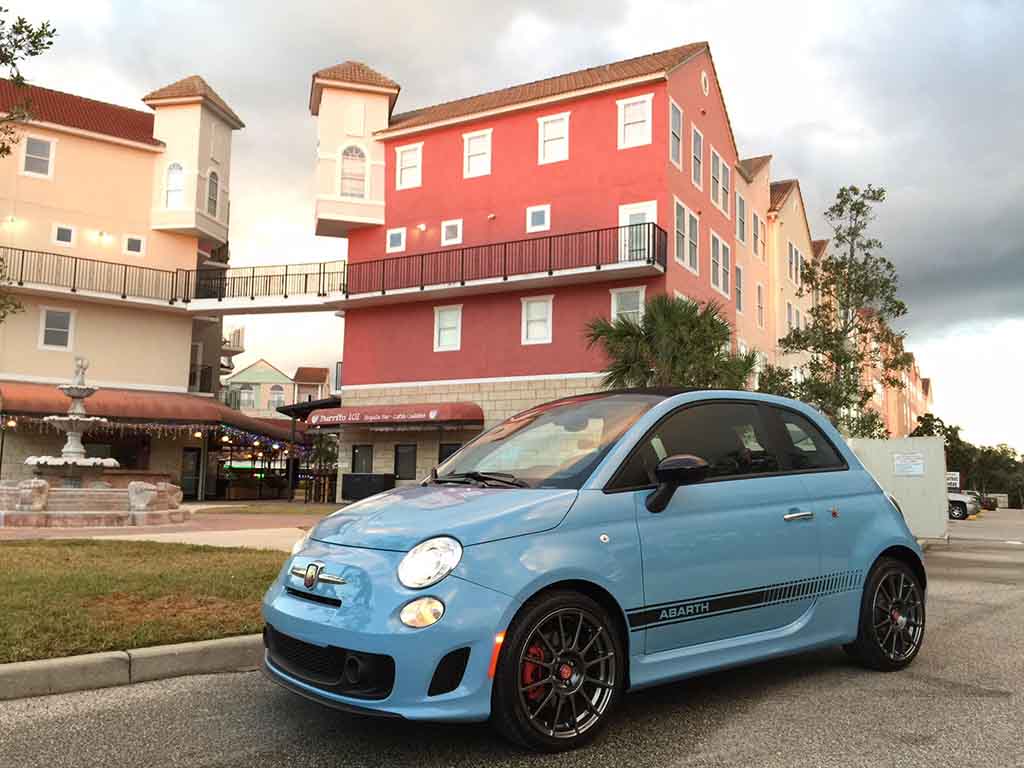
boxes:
[303,562,322,589]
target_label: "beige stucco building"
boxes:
[0,76,295,499]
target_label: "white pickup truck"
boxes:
[948,490,979,520]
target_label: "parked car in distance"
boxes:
[262,389,927,752]
[980,494,998,511]
[948,490,979,520]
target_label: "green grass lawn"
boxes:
[199,502,340,516]
[0,540,286,664]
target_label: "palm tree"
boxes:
[585,294,758,390]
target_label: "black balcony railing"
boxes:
[1,222,667,306]
[343,222,667,296]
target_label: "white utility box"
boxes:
[847,436,948,541]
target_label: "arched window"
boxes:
[165,163,184,208]
[207,171,219,217]
[340,145,367,198]
[268,384,285,409]
[238,384,254,409]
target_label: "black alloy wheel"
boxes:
[845,557,926,671]
[492,591,624,752]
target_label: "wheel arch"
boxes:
[508,578,633,689]
[874,544,927,590]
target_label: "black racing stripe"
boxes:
[627,569,863,631]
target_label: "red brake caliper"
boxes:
[522,643,546,701]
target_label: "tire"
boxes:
[843,557,925,671]
[491,590,625,752]
[948,502,968,520]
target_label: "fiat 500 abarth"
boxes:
[263,389,926,751]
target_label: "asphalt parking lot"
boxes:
[1,513,1021,768]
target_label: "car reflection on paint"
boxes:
[262,388,926,752]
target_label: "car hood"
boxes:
[309,484,578,550]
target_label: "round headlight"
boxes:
[400,597,445,628]
[397,536,463,589]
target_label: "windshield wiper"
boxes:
[433,470,529,488]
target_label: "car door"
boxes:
[613,400,821,655]
[762,405,867,590]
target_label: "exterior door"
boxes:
[181,447,201,500]
[618,201,657,263]
[615,401,820,654]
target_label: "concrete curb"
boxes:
[0,633,263,702]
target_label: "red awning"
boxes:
[307,402,484,428]
[0,380,301,443]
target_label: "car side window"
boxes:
[765,407,845,471]
[611,401,781,489]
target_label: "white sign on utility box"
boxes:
[847,436,948,541]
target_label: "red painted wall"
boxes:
[343,277,660,384]
[341,50,741,385]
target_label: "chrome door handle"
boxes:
[783,510,815,522]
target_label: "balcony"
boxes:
[2,223,667,315]
[222,326,245,356]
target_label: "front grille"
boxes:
[264,625,394,700]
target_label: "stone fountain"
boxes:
[25,357,120,486]
[0,359,188,528]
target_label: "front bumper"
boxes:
[261,539,512,722]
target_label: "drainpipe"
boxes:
[288,416,296,501]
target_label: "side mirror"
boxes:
[646,454,709,513]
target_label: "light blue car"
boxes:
[262,389,926,751]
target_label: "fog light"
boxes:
[400,597,444,628]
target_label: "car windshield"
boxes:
[434,393,664,489]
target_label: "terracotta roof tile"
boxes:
[386,42,708,132]
[293,366,329,384]
[0,79,161,146]
[769,179,798,212]
[143,75,243,128]
[812,238,829,258]
[739,154,772,179]
[314,61,400,91]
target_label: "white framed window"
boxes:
[537,112,570,165]
[735,265,744,312]
[38,307,74,351]
[440,218,463,246]
[617,93,653,149]
[691,126,703,189]
[669,99,683,169]
[395,142,423,190]
[521,295,553,345]
[673,197,699,275]
[756,283,765,328]
[788,242,804,285]
[52,223,76,247]
[165,162,185,208]
[795,307,802,329]
[526,204,551,233]
[610,286,645,324]
[736,193,747,243]
[710,147,730,216]
[23,136,55,178]
[752,212,761,257]
[710,230,731,298]
[797,251,804,287]
[268,384,286,409]
[206,171,219,216]
[340,145,368,198]
[786,301,794,331]
[238,384,255,409]
[462,128,492,178]
[385,227,406,254]
[123,235,145,256]
[433,304,462,352]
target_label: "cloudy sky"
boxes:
[13,0,1023,448]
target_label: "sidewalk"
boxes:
[0,504,328,551]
